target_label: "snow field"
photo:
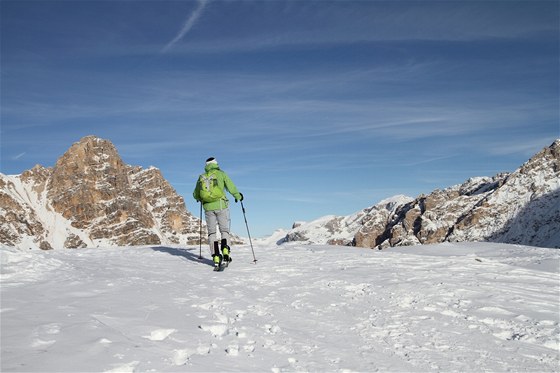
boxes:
[1,242,559,372]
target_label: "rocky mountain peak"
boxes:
[55,135,122,170]
[519,138,560,176]
[49,136,128,202]
[1,136,202,249]
[47,136,138,231]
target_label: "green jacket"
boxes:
[193,163,242,211]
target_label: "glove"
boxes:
[235,193,244,203]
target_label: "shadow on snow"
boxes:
[150,246,214,267]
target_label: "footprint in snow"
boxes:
[264,324,282,334]
[103,361,139,373]
[199,324,229,338]
[34,322,61,335]
[31,323,61,348]
[225,344,239,356]
[143,328,176,341]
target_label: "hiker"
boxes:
[193,157,243,268]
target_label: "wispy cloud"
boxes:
[161,0,208,53]
[150,1,557,56]
[484,137,559,157]
[12,152,26,160]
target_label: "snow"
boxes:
[255,229,289,246]
[375,194,414,208]
[1,242,559,372]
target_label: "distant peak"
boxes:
[376,194,414,206]
[53,136,123,174]
[76,135,109,145]
[70,135,116,151]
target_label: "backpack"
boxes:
[198,171,225,203]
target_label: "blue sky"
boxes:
[1,1,559,238]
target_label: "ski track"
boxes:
[1,243,559,372]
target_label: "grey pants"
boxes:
[205,208,230,255]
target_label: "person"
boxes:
[193,157,243,268]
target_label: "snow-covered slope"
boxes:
[1,242,558,372]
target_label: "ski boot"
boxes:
[221,238,232,264]
[212,241,222,271]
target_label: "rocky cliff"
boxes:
[0,136,202,249]
[283,140,560,249]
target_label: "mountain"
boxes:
[281,195,413,246]
[0,136,202,249]
[283,140,560,249]
[3,137,558,250]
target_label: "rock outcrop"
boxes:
[356,140,560,249]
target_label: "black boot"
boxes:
[212,241,222,268]
[221,238,231,263]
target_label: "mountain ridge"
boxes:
[281,140,560,249]
[1,137,558,250]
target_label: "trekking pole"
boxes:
[240,200,257,264]
[198,201,203,260]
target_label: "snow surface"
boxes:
[1,242,559,372]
